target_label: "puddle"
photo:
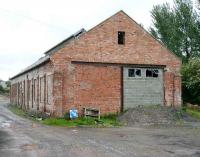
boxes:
[1,122,11,128]
[72,129,78,134]
[0,130,10,148]
[0,116,12,128]
[21,143,38,150]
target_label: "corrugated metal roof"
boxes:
[10,55,50,80]
[44,28,86,55]
[10,28,86,80]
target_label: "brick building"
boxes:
[10,11,182,117]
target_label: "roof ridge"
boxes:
[44,28,86,55]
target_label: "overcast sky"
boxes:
[0,0,175,81]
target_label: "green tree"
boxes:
[0,85,4,93]
[181,58,200,104]
[149,0,200,62]
[5,81,11,88]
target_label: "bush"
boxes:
[5,81,11,88]
[181,58,200,105]
[0,85,5,93]
[64,112,70,120]
[101,113,118,120]
[0,84,9,94]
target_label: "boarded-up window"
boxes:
[31,80,34,108]
[17,82,20,105]
[27,80,30,102]
[40,77,44,103]
[34,79,37,102]
[47,75,53,105]
[19,82,22,105]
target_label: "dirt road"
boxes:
[0,95,200,157]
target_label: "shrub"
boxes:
[64,112,70,120]
[0,85,5,93]
[0,84,9,94]
[181,58,200,105]
[101,113,118,120]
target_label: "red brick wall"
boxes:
[52,72,63,116]
[164,72,182,107]
[164,72,174,106]
[174,76,182,106]
[52,11,181,73]
[68,64,121,115]
[10,83,18,104]
[51,11,182,115]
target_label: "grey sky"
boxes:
[0,0,174,81]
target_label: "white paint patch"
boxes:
[1,120,11,128]
[72,129,78,134]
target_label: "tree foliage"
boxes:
[0,85,4,93]
[5,81,11,88]
[181,58,200,104]
[150,0,200,105]
[149,0,200,62]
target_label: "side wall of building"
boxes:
[10,62,56,115]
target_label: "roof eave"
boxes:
[10,58,50,80]
[71,60,167,68]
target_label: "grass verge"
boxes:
[9,105,121,127]
[42,114,121,127]
[8,105,27,118]
[186,108,200,119]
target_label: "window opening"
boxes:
[146,69,159,78]
[118,31,125,45]
[128,69,141,77]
